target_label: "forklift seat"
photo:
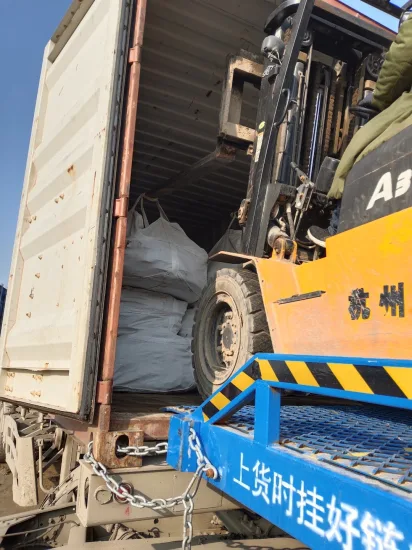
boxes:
[315,156,340,195]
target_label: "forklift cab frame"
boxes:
[239,0,396,257]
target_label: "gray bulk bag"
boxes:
[124,196,207,304]
[114,330,195,393]
[119,287,187,336]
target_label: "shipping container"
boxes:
[0,0,393,454]
[0,285,6,334]
[0,0,266,425]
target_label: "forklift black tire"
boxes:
[192,268,272,398]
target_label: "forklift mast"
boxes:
[241,0,395,257]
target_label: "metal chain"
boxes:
[83,428,218,550]
[188,428,218,480]
[116,441,168,457]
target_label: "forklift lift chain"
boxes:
[84,428,217,550]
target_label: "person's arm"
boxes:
[372,18,412,112]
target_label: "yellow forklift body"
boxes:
[236,208,412,359]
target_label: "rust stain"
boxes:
[30,391,41,398]
[35,273,40,278]
[97,380,112,405]
[6,372,15,378]
[91,171,97,201]
[38,255,43,260]
[26,312,32,318]
[29,288,34,299]
[44,363,49,369]
[75,382,81,399]
[93,430,144,468]
[59,193,65,200]
[67,164,75,176]
[32,374,43,382]
[4,386,13,393]
[110,412,171,440]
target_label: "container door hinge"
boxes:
[114,197,128,218]
[129,46,141,64]
[96,380,113,405]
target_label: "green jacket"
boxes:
[328,18,412,200]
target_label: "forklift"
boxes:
[167,3,412,550]
[191,0,410,398]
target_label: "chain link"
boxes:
[188,429,218,480]
[116,441,168,457]
[83,428,217,550]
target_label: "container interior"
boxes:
[128,0,270,249]
[111,0,271,416]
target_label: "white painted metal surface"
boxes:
[0,0,129,416]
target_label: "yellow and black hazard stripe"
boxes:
[202,359,412,421]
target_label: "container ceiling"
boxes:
[132,0,278,244]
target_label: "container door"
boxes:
[0,0,132,418]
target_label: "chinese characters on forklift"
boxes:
[348,283,405,320]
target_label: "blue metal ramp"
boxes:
[167,353,412,550]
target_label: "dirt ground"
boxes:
[0,463,59,517]
[0,464,25,516]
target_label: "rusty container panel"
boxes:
[0,0,131,417]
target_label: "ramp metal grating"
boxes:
[167,404,412,494]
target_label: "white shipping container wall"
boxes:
[0,0,130,415]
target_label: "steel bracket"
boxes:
[77,460,239,527]
[4,414,37,507]
[93,429,144,468]
[114,197,128,218]
[96,380,112,405]
[128,45,141,64]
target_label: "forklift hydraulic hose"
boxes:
[274,88,292,126]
